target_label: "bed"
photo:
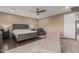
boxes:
[12,24,38,41]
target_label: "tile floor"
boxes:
[60,38,79,53]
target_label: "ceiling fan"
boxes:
[71,6,79,12]
[29,8,46,15]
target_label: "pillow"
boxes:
[29,25,34,29]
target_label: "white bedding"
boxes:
[12,29,37,36]
[12,29,37,41]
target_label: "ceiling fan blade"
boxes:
[29,10,35,12]
[29,8,46,15]
[71,7,79,12]
[38,10,46,13]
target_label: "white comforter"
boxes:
[12,29,37,36]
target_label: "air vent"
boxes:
[71,7,79,12]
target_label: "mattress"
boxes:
[12,29,37,36]
[12,29,38,41]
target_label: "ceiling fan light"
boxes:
[10,8,15,12]
[65,6,70,9]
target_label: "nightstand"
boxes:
[36,28,46,36]
[0,31,3,52]
[3,30,10,40]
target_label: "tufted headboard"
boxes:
[12,24,29,30]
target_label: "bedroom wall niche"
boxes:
[0,12,37,30]
[0,12,37,38]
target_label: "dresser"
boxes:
[3,30,10,40]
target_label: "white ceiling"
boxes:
[0,6,72,19]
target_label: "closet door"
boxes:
[75,12,79,40]
[64,13,75,39]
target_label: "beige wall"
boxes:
[39,15,64,34]
[0,12,64,34]
[0,12,37,30]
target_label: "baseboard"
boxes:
[60,36,75,40]
[64,37,75,40]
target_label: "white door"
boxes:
[64,13,75,39]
